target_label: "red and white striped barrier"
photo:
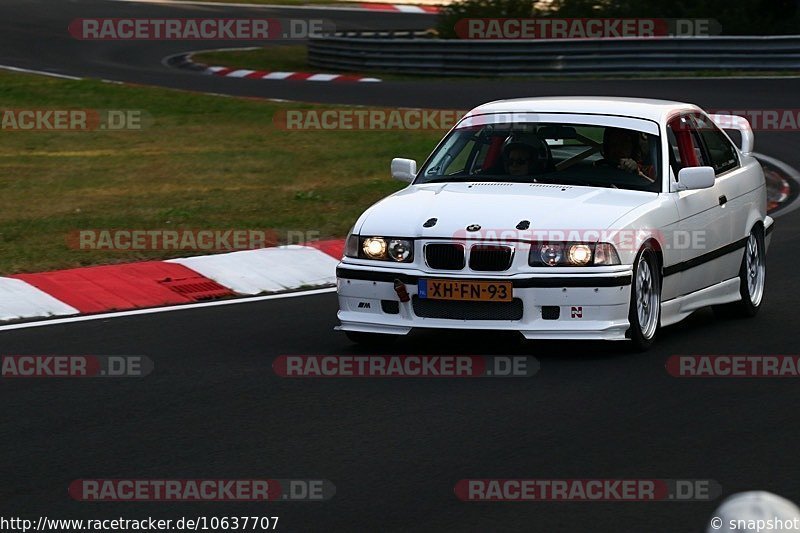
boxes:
[358,3,440,13]
[1,241,345,323]
[205,66,381,83]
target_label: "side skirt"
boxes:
[660,278,740,328]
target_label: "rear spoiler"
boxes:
[709,114,754,155]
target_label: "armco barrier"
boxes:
[308,35,800,76]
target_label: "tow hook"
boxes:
[394,279,410,302]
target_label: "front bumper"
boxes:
[336,264,634,341]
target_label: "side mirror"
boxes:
[676,166,715,191]
[391,158,416,183]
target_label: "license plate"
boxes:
[418,279,512,302]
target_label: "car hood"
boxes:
[356,182,657,239]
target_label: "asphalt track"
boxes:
[2,1,800,531]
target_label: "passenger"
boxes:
[598,127,656,182]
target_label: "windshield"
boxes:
[416,121,662,192]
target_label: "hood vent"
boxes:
[528,183,572,189]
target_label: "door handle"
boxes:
[718,195,728,206]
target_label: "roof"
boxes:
[465,96,700,123]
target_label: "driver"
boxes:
[503,142,539,176]
[597,127,656,182]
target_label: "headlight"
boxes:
[362,237,387,259]
[387,239,412,262]
[529,242,620,266]
[568,244,592,266]
[352,236,414,262]
[540,243,564,266]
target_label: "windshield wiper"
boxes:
[420,176,484,184]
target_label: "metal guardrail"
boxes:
[308,35,800,76]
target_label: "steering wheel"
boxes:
[531,139,554,174]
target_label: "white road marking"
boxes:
[0,287,336,332]
[0,64,82,80]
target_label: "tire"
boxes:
[344,330,397,347]
[628,244,662,351]
[716,227,766,318]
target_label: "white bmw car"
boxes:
[336,97,773,349]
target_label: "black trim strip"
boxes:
[663,237,747,277]
[766,223,775,236]
[336,267,631,288]
[513,276,631,288]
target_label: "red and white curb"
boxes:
[205,66,381,83]
[358,3,440,12]
[169,245,339,295]
[0,241,344,323]
[0,279,79,321]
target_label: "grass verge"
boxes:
[194,45,308,74]
[0,71,442,274]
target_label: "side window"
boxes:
[473,135,511,174]
[428,132,477,176]
[666,127,683,175]
[443,139,475,175]
[691,115,739,175]
[667,115,704,179]
[446,133,502,175]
